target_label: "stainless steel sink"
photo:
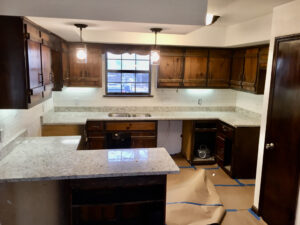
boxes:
[108,113,131,117]
[108,113,151,117]
[131,113,151,117]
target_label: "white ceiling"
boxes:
[208,0,292,25]
[3,0,293,42]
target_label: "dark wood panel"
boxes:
[42,125,84,136]
[230,49,245,89]
[259,34,300,225]
[27,40,43,89]
[207,49,231,88]
[183,49,208,87]
[105,122,156,131]
[51,49,63,91]
[242,48,259,92]
[41,45,52,85]
[0,16,28,109]
[131,136,157,148]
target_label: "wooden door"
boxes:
[86,46,102,87]
[68,44,87,86]
[230,49,245,89]
[158,47,184,87]
[41,45,52,86]
[242,48,259,92]
[27,40,42,89]
[183,48,208,87]
[207,49,231,87]
[259,34,300,225]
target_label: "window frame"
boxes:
[105,52,152,96]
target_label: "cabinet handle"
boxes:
[265,143,275,150]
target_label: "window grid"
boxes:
[106,52,151,95]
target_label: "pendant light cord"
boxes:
[80,27,83,42]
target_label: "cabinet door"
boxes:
[68,44,87,86]
[242,48,259,92]
[158,47,184,87]
[131,136,157,148]
[183,49,208,87]
[62,42,70,86]
[215,135,225,165]
[259,46,269,69]
[24,22,41,43]
[41,45,52,86]
[51,49,63,91]
[87,137,106,150]
[27,40,42,89]
[207,49,231,87]
[230,49,245,90]
[86,46,102,87]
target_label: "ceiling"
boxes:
[2,0,293,42]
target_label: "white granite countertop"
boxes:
[0,136,179,182]
[42,109,261,127]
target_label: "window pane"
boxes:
[136,83,149,93]
[136,73,149,83]
[107,60,121,70]
[107,52,121,59]
[107,83,121,93]
[122,60,135,70]
[136,54,150,60]
[122,73,135,82]
[107,72,121,82]
[122,83,135,93]
[136,60,149,71]
[122,53,135,59]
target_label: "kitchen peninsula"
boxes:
[0,135,179,224]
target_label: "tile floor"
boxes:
[171,155,268,225]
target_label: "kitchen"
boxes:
[0,0,299,225]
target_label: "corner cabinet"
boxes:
[0,16,64,109]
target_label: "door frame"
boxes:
[258,33,300,221]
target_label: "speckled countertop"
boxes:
[0,136,179,182]
[41,107,261,127]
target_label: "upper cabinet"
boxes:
[230,45,269,94]
[207,49,231,88]
[183,48,208,87]
[0,16,64,109]
[67,43,102,87]
[158,47,184,87]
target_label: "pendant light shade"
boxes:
[74,24,88,61]
[150,28,162,65]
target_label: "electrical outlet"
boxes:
[198,98,203,105]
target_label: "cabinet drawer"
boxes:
[218,122,234,139]
[86,121,104,131]
[105,122,156,131]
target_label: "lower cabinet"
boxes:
[85,121,157,150]
[182,120,260,179]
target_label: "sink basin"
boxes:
[108,113,131,117]
[107,113,151,118]
[131,113,151,117]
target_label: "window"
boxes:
[106,52,151,95]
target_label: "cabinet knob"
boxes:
[265,143,275,150]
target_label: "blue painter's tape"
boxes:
[167,201,223,207]
[245,184,255,186]
[214,184,241,187]
[226,209,238,212]
[203,167,220,170]
[179,165,197,170]
[248,208,260,220]
[234,179,245,186]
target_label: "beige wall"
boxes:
[253,2,300,225]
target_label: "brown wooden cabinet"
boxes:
[84,121,157,150]
[158,47,184,87]
[207,49,232,88]
[183,48,208,87]
[68,43,102,87]
[230,49,245,90]
[242,48,259,92]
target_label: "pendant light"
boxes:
[150,28,162,65]
[74,23,88,61]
